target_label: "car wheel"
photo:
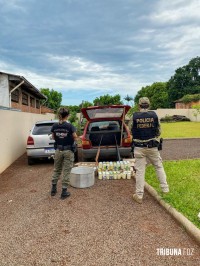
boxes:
[28,157,35,165]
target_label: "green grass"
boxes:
[160,122,200,138]
[145,159,200,228]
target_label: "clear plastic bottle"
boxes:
[122,171,126,179]
[98,171,103,180]
[106,171,110,179]
[102,171,106,180]
[99,162,103,170]
[127,171,131,179]
[113,171,117,180]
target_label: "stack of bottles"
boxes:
[97,161,134,180]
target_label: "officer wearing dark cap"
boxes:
[132,97,169,203]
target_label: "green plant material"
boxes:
[93,94,123,106]
[160,122,200,138]
[124,94,134,105]
[160,114,173,123]
[192,104,200,121]
[134,82,169,109]
[180,94,200,103]
[145,160,200,228]
[167,56,200,107]
[127,105,139,117]
[40,88,62,110]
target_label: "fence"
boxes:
[0,109,55,174]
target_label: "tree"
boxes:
[80,101,93,108]
[93,94,123,106]
[167,56,200,107]
[192,104,200,121]
[124,94,134,105]
[134,82,169,109]
[40,88,62,110]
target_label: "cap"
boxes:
[139,97,150,105]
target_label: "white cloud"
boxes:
[46,54,111,76]
[0,58,147,98]
[149,0,200,24]
[0,0,27,12]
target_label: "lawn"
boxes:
[160,122,200,138]
[145,159,200,229]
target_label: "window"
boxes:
[11,89,19,103]
[22,92,28,105]
[36,100,40,109]
[32,123,54,135]
[30,97,35,107]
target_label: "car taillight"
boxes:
[82,139,91,149]
[123,136,132,146]
[27,136,34,145]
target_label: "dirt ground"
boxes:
[0,139,200,266]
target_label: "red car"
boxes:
[80,105,132,160]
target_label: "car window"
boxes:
[86,108,124,119]
[88,121,120,131]
[32,123,54,135]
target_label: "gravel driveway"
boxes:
[160,138,200,161]
[0,142,200,266]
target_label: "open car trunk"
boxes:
[86,122,128,147]
[81,105,131,148]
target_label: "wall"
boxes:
[175,100,200,109]
[0,109,55,174]
[11,101,41,113]
[154,109,200,122]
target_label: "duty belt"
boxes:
[56,145,72,151]
[133,140,159,148]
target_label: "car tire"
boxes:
[28,157,35,165]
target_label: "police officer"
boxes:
[51,107,78,199]
[132,97,169,203]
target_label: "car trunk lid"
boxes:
[81,105,131,122]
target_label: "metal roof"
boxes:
[0,71,47,100]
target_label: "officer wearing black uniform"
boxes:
[132,97,169,203]
[51,107,78,199]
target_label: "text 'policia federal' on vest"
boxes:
[136,117,155,128]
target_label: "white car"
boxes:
[26,120,57,165]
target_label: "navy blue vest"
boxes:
[132,111,159,140]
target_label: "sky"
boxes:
[0,0,200,106]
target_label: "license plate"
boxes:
[44,148,55,154]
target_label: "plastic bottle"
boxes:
[102,171,106,180]
[99,162,103,170]
[98,171,103,180]
[127,171,131,179]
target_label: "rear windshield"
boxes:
[88,121,120,131]
[32,123,54,135]
[86,108,124,119]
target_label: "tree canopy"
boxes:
[93,94,123,106]
[167,56,200,107]
[134,82,169,109]
[124,94,134,105]
[40,88,62,111]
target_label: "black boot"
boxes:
[61,188,70,199]
[51,184,57,196]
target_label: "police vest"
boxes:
[132,111,159,140]
[51,121,75,147]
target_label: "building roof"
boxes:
[0,71,46,100]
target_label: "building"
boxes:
[175,94,200,109]
[0,71,49,114]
